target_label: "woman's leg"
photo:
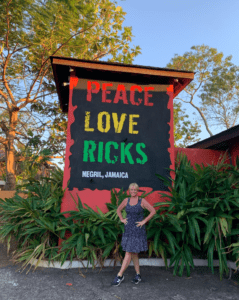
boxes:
[118,252,132,277]
[131,252,140,274]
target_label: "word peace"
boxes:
[87,81,154,106]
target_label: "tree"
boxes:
[29,98,68,167]
[200,64,239,129]
[0,0,141,190]
[173,101,202,148]
[166,45,238,140]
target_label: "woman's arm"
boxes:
[116,198,127,221]
[141,198,156,224]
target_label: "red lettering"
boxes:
[86,81,155,106]
[87,81,100,102]
[144,87,154,106]
[130,85,143,106]
[113,84,128,104]
[102,83,113,103]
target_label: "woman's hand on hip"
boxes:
[136,221,145,228]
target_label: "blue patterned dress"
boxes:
[121,197,148,253]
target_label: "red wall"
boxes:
[175,147,231,170]
[229,140,239,166]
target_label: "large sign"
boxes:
[68,78,172,192]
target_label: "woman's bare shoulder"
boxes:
[141,198,156,213]
[117,197,128,210]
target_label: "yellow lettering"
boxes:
[84,111,94,132]
[129,114,139,134]
[112,113,127,133]
[98,111,110,133]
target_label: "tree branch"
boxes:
[92,44,120,61]
[21,20,100,109]
[16,92,56,104]
[5,0,13,49]
[174,96,190,104]
[2,52,17,106]
[0,120,9,133]
[0,136,8,145]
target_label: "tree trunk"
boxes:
[4,111,18,191]
[4,144,16,190]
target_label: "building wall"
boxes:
[229,140,239,166]
[175,147,231,170]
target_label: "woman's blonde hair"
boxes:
[128,183,139,190]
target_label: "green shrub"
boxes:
[154,151,239,279]
[0,167,66,273]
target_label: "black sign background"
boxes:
[68,80,171,192]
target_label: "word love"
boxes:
[85,111,139,134]
[87,81,155,106]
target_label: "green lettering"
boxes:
[98,141,104,163]
[105,141,119,164]
[136,143,148,164]
[121,142,134,164]
[83,140,96,162]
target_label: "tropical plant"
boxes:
[154,150,239,279]
[0,166,66,273]
[54,188,154,270]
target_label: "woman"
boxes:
[111,183,156,286]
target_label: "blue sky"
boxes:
[114,0,239,139]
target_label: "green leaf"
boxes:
[204,217,215,244]
[227,229,239,237]
[219,217,228,237]
[158,243,167,267]
[70,248,75,263]
[102,242,115,258]
[167,214,183,232]
[162,229,178,254]
[96,206,105,218]
[76,235,84,256]
[188,218,196,247]
[178,254,185,277]
[97,226,106,244]
[184,244,194,267]
[172,254,181,276]
[153,229,161,253]
[104,227,117,240]
[176,210,185,219]
[85,233,90,246]
[207,238,215,273]
[182,251,191,277]
[186,207,209,213]
[191,218,201,245]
